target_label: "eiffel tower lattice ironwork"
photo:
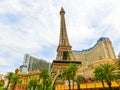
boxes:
[56,7,75,61]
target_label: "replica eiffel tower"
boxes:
[51,7,81,85]
[56,7,74,60]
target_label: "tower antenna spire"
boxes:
[58,7,70,46]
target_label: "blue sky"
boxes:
[0,0,120,73]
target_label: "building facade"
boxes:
[20,54,50,73]
[14,69,40,90]
[73,37,116,66]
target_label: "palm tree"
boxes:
[94,63,118,90]
[62,63,78,90]
[43,76,52,90]
[0,80,6,90]
[62,67,72,90]
[27,78,39,90]
[69,63,78,90]
[75,75,85,90]
[116,55,120,70]
[5,72,14,89]
[94,65,105,90]
[115,56,120,90]
[11,74,20,90]
[40,69,52,90]
[0,79,5,87]
[101,63,118,90]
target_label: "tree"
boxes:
[94,63,118,90]
[75,75,85,90]
[69,63,78,90]
[94,65,106,90]
[115,56,120,89]
[27,78,39,90]
[62,63,78,90]
[75,76,80,90]
[5,72,14,89]
[116,55,120,70]
[62,67,72,90]
[10,74,20,90]
[40,69,52,90]
[0,79,5,87]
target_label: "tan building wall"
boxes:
[73,37,116,66]
[77,58,116,78]
[15,70,40,90]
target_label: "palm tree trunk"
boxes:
[101,80,105,90]
[118,83,120,90]
[68,77,71,90]
[33,86,36,90]
[77,81,80,90]
[73,78,74,90]
[13,83,16,90]
[116,81,120,90]
[43,86,44,90]
[72,71,76,90]
[107,81,112,90]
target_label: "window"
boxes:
[63,51,68,60]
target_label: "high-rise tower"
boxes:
[56,7,74,60]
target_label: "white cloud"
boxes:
[0,57,9,66]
